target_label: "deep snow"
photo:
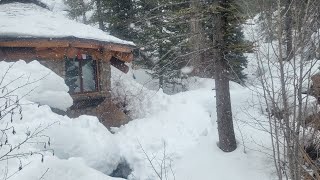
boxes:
[0,60,73,111]
[0,59,277,180]
[112,67,276,180]
[0,61,122,180]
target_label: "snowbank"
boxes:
[0,60,72,111]
[9,156,122,180]
[0,104,122,179]
[0,60,121,180]
[46,115,120,175]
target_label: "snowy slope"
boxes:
[0,3,134,46]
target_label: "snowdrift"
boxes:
[0,60,122,180]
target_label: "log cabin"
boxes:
[0,2,136,128]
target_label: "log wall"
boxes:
[0,43,132,128]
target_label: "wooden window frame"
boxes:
[65,56,100,94]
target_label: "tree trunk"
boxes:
[284,0,293,60]
[96,0,105,31]
[213,0,237,152]
[159,75,164,89]
[189,0,203,76]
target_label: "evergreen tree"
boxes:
[224,22,248,83]
[122,0,190,91]
[65,0,248,91]
[198,0,248,82]
[64,0,92,24]
[98,0,136,40]
[142,0,189,90]
[212,0,243,152]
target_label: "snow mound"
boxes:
[1,104,121,179]
[46,115,121,175]
[0,60,121,179]
[9,157,123,180]
[0,3,134,46]
[0,60,72,111]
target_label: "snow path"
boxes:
[111,68,276,180]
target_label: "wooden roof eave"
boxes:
[0,37,135,63]
[0,37,135,52]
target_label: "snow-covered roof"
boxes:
[0,3,135,46]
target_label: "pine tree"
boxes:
[99,0,136,40]
[132,0,190,91]
[64,0,92,24]
[151,2,189,90]
[224,21,248,83]
[212,0,249,152]
[198,0,248,82]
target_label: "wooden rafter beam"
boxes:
[112,51,134,63]
[110,57,129,73]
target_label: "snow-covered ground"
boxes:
[0,61,122,180]
[0,59,277,180]
[112,67,276,180]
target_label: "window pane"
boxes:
[82,60,97,92]
[65,60,80,93]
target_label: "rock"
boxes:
[110,159,132,179]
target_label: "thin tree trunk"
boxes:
[277,1,296,179]
[159,75,164,89]
[96,0,105,31]
[284,0,293,60]
[214,0,237,152]
[189,0,203,76]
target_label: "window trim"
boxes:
[65,56,100,94]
